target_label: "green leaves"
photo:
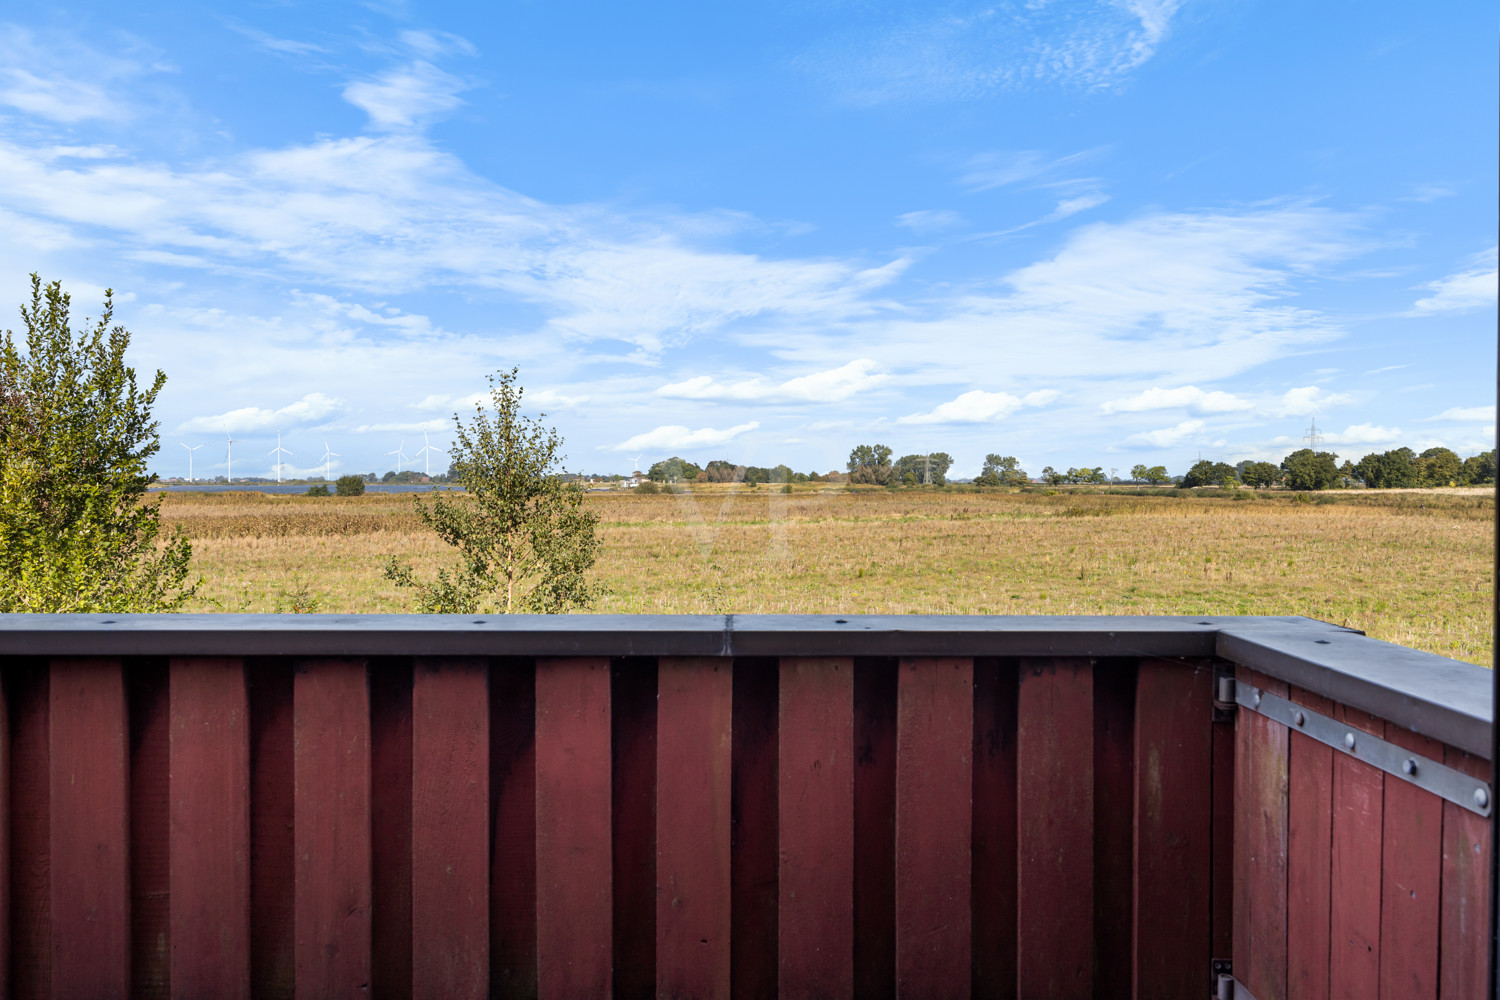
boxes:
[0,275,196,612]
[384,367,604,614]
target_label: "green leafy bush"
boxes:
[335,475,366,496]
[0,276,196,612]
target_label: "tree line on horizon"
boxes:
[646,443,1497,492]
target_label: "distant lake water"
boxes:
[151,483,462,494]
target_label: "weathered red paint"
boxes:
[1132,659,1212,999]
[293,658,372,997]
[1377,725,1441,1000]
[489,661,537,1000]
[971,658,1017,1000]
[128,660,170,1000]
[1330,703,1383,1000]
[534,657,612,1000]
[1233,665,1254,991]
[1440,746,1491,1000]
[1017,657,1092,999]
[412,658,490,999]
[169,658,251,999]
[1246,669,1289,1000]
[777,657,854,997]
[656,657,733,1000]
[897,657,973,997]
[1287,687,1334,1000]
[49,658,130,1000]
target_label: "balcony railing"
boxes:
[0,614,1490,999]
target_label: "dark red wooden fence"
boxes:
[0,615,1490,999]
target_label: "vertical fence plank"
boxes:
[854,659,897,1000]
[1133,659,1212,999]
[1330,704,1383,1000]
[971,659,1017,1000]
[490,662,537,1000]
[1440,746,1490,1000]
[1287,687,1334,1000]
[1094,661,1134,1000]
[611,660,655,1000]
[535,657,613,1000]
[0,670,8,1000]
[250,662,295,1000]
[1233,665,1254,991]
[170,658,251,999]
[1017,658,1092,999]
[370,661,413,1000]
[656,657,733,1000]
[293,659,372,998]
[1377,726,1441,1000]
[731,660,777,1000]
[412,659,489,999]
[778,657,853,997]
[9,666,48,1000]
[50,658,129,1000]
[896,657,973,998]
[129,661,171,1000]
[1246,670,1289,1000]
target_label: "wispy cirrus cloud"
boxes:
[657,359,886,404]
[615,421,760,452]
[1127,419,1205,447]
[1409,247,1498,315]
[898,388,1057,425]
[1425,405,1495,423]
[180,393,343,433]
[800,0,1185,107]
[1101,385,1252,415]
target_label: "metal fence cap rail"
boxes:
[0,613,1486,756]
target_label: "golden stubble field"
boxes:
[156,485,1496,665]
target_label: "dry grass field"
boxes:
[156,485,1496,665]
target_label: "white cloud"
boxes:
[1410,247,1497,315]
[1426,405,1496,423]
[898,388,1057,425]
[352,419,450,433]
[1127,419,1205,447]
[804,0,1185,106]
[181,393,343,433]
[896,210,962,232]
[1275,385,1354,417]
[1322,424,1402,446]
[615,422,760,452]
[0,26,140,123]
[342,61,469,130]
[1101,385,1252,414]
[656,359,886,403]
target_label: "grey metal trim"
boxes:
[1235,680,1493,817]
[1228,975,1261,1000]
[1219,627,1493,759]
[0,613,1343,660]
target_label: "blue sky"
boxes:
[1,1,1494,480]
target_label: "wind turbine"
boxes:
[179,442,203,482]
[268,432,293,484]
[386,439,408,475]
[226,436,237,482]
[319,442,340,482]
[632,453,644,475]
[413,432,439,478]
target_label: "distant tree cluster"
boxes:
[1144,446,1496,492]
[846,444,952,485]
